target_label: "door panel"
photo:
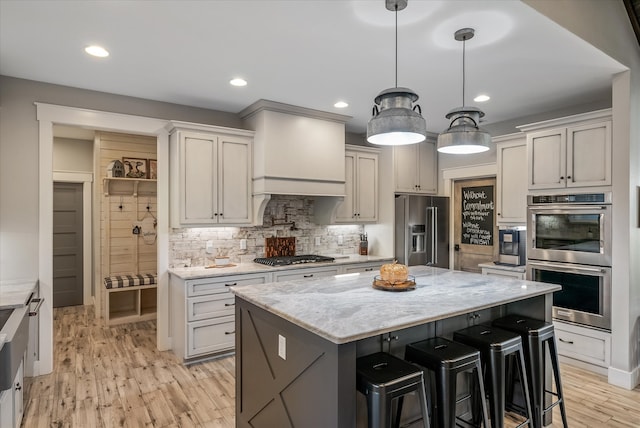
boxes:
[53,182,83,307]
[453,178,498,273]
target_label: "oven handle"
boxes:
[529,205,608,211]
[528,261,606,274]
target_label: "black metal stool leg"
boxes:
[548,339,569,428]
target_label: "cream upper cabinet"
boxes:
[521,110,612,190]
[495,135,527,225]
[394,140,437,194]
[335,146,379,223]
[168,122,254,227]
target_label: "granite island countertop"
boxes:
[231,266,561,344]
[169,255,393,280]
[0,279,38,309]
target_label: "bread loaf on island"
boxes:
[380,261,409,284]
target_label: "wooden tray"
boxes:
[205,263,237,269]
[372,275,416,292]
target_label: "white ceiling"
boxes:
[0,0,627,135]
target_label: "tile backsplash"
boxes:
[169,195,364,268]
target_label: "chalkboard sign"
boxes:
[461,185,494,246]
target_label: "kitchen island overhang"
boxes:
[232,266,561,428]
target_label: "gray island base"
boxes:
[231,266,561,428]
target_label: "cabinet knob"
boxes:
[567,175,571,179]
[497,213,501,216]
[213,213,218,216]
[15,382,21,391]
[560,176,564,180]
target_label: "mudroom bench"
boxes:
[103,274,157,326]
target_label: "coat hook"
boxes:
[119,196,123,211]
[146,198,151,211]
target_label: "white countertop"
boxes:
[231,266,560,345]
[169,255,393,280]
[0,279,38,309]
[478,262,526,273]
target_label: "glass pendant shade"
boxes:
[367,87,427,145]
[437,107,491,154]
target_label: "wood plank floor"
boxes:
[22,305,640,427]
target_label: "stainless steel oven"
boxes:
[527,261,611,330]
[527,193,612,266]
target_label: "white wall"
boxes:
[53,137,93,172]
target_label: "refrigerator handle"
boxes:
[405,225,411,264]
[427,207,437,265]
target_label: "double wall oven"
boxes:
[526,192,612,330]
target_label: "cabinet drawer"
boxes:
[274,266,339,282]
[187,316,235,357]
[554,324,610,367]
[342,263,382,274]
[187,294,235,322]
[482,268,525,280]
[186,273,268,297]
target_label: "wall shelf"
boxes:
[103,177,157,196]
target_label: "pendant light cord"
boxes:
[395,4,398,88]
[462,35,466,107]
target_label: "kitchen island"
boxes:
[231,266,561,428]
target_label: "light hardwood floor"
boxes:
[22,305,640,427]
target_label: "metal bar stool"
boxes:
[453,325,534,428]
[356,352,430,428]
[401,337,490,428]
[492,314,569,428]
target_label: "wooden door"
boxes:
[567,121,611,187]
[393,144,419,192]
[453,178,498,273]
[335,151,356,222]
[218,136,251,224]
[355,151,378,222]
[527,129,566,189]
[416,141,437,194]
[53,182,83,307]
[182,133,216,223]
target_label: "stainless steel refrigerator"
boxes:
[394,195,450,267]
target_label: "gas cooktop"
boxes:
[253,255,335,267]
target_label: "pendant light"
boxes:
[437,28,491,154]
[367,0,427,146]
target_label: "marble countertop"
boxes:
[231,266,561,345]
[478,262,526,273]
[0,279,38,309]
[169,255,393,280]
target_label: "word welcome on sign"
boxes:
[461,185,494,246]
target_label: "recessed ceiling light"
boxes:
[474,94,491,102]
[84,45,109,58]
[230,78,247,87]
[334,101,348,108]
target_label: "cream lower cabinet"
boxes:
[168,122,254,227]
[520,110,612,190]
[0,355,24,428]
[495,134,527,225]
[394,140,437,194]
[171,272,270,362]
[554,320,610,373]
[335,146,379,223]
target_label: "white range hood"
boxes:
[239,100,351,225]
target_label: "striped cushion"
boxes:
[104,274,157,289]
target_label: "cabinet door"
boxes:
[567,121,611,187]
[181,134,217,223]
[335,152,356,222]
[527,129,566,189]
[355,152,378,222]
[394,144,419,192]
[416,141,437,194]
[497,140,527,224]
[0,389,11,428]
[218,136,252,224]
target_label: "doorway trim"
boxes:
[37,103,170,376]
[442,163,497,269]
[53,172,93,306]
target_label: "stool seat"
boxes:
[356,352,430,428]
[492,315,569,428]
[404,337,489,428]
[454,325,533,428]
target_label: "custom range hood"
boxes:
[239,100,351,225]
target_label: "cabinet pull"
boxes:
[224,282,237,287]
[224,302,235,307]
[303,274,314,278]
[560,176,564,180]
[558,338,574,345]
[225,330,235,335]
[364,268,373,271]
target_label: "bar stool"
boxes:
[356,352,430,428]
[402,337,490,428]
[453,325,533,428]
[492,315,569,428]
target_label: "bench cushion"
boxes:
[104,274,157,289]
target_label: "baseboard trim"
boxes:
[608,365,640,390]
